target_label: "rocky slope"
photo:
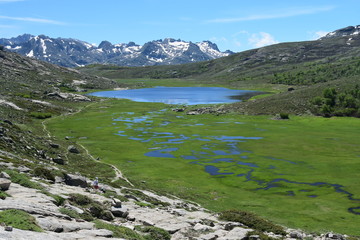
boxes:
[0,34,233,67]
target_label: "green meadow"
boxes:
[47,98,360,235]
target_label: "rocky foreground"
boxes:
[0,159,351,240]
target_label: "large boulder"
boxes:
[111,206,128,218]
[67,145,80,154]
[64,174,88,188]
[0,178,11,191]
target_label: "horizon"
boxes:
[0,0,359,52]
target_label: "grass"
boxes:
[93,220,145,240]
[0,209,42,232]
[46,98,360,236]
[219,209,286,235]
[5,169,44,190]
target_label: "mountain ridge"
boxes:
[0,34,233,68]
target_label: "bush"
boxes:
[0,190,10,200]
[30,112,52,119]
[0,209,42,232]
[33,167,55,182]
[279,113,289,119]
[68,193,93,206]
[134,225,171,240]
[94,220,145,239]
[219,209,286,235]
[5,169,44,190]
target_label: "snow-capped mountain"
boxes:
[320,25,360,39]
[0,34,233,67]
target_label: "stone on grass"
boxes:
[0,178,11,191]
[111,206,128,218]
[64,174,87,188]
[0,171,10,179]
[67,145,80,154]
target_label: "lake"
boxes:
[88,86,260,105]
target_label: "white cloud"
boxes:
[248,32,278,48]
[210,36,228,43]
[0,15,65,25]
[207,6,335,23]
[312,30,329,39]
[0,0,24,2]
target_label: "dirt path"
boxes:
[41,100,134,186]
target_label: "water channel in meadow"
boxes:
[89,87,360,215]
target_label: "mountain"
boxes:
[320,25,360,39]
[80,25,360,116]
[0,34,233,67]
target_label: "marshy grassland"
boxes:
[46,96,360,235]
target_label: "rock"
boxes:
[111,206,128,218]
[193,223,211,232]
[124,194,139,201]
[64,203,84,214]
[0,171,10,179]
[67,145,80,154]
[101,210,115,221]
[290,230,304,239]
[64,173,88,188]
[326,233,345,240]
[224,222,244,231]
[49,143,60,148]
[4,226,13,231]
[54,176,64,183]
[218,228,253,240]
[171,209,186,216]
[172,108,185,112]
[52,157,65,165]
[36,216,64,233]
[17,165,31,173]
[248,235,260,240]
[141,219,154,226]
[0,178,11,190]
[3,120,13,125]
[112,198,122,208]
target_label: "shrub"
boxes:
[279,113,289,119]
[30,112,52,119]
[4,169,44,190]
[0,209,42,232]
[219,209,286,235]
[94,220,145,239]
[0,190,10,200]
[33,167,55,182]
[134,225,171,240]
[68,193,93,206]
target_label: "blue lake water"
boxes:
[89,86,260,105]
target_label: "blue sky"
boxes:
[0,0,359,52]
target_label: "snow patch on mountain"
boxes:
[320,25,360,40]
[0,34,233,67]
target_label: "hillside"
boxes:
[79,27,360,116]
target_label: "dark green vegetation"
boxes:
[47,99,360,235]
[93,220,170,240]
[219,209,286,235]
[311,86,360,117]
[0,209,42,232]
